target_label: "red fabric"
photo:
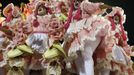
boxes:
[108,17,116,30]
[64,0,75,30]
[33,19,39,27]
[5,13,12,22]
[73,7,82,21]
[116,13,127,41]
[5,8,13,22]
[46,7,52,14]
[0,23,1,27]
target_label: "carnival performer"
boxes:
[93,7,134,75]
[64,0,111,75]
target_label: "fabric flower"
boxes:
[3,3,14,22]
[12,6,21,18]
[47,18,65,40]
[3,3,21,19]
[3,3,14,17]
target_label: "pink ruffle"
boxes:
[67,15,110,56]
[80,1,103,18]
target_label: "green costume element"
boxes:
[7,45,33,58]
[7,49,23,58]
[7,44,33,75]
[17,45,33,54]
[43,42,67,75]
[43,43,66,59]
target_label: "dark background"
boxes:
[0,0,134,45]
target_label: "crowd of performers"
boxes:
[0,0,134,75]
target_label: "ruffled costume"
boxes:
[93,7,134,75]
[0,0,134,75]
[65,0,134,75]
[65,1,111,75]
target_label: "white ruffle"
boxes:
[26,33,49,54]
[66,19,86,34]
[112,45,131,65]
[67,15,110,56]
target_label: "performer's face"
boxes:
[37,6,47,16]
[113,15,120,25]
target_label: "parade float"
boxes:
[0,0,134,75]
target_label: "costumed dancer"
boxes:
[93,7,134,75]
[64,0,111,75]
